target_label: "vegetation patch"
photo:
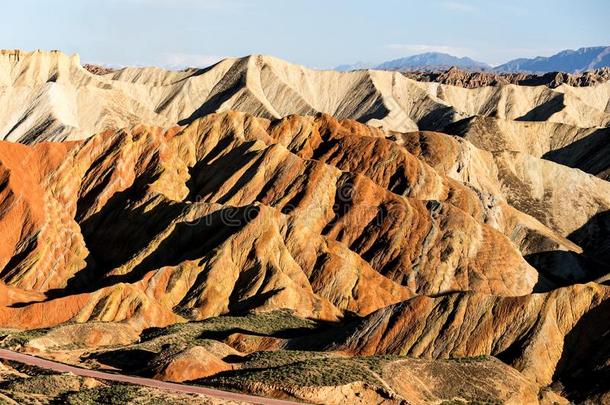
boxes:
[0,328,50,349]
[138,309,322,351]
[199,354,405,389]
[445,355,491,363]
[0,373,82,396]
[61,384,204,405]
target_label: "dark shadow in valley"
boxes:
[516,93,565,122]
[542,127,610,180]
[417,105,457,131]
[76,205,258,294]
[350,93,390,124]
[47,199,181,297]
[186,141,260,202]
[569,210,610,265]
[552,299,610,402]
[85,349,157,375]
[527,210,610,291]
[0,237,38,284]
[177,86,241,126]
[527,250,610,292]
[440,116,474,137]
[177,58,249,126]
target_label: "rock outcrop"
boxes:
[0,112,556,331]
[404,66,610,88]
[445,116,610,180]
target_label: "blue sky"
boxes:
[2,0,608,68]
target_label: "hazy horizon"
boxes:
[2,0,609,69]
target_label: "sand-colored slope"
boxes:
[0,50,174,142]
[2,49,610,144]
[445,116,610,179]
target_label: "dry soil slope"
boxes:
[0,114,507,328]
[0,313,566,405]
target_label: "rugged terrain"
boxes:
[0,50,608,404]
[0,356,242,404]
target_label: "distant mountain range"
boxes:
[377,52,490,71]
[335,52,490,72]
[337,46,610,74]
[494,46,610,73]
[334,61,374,72]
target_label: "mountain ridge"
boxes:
[376,51,491,71]
[337,46,610,73]
[495,46,610,73]
[0,111,607,403]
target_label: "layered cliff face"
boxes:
[0,50,608,404]
[445,116,610,180]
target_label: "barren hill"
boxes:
[0,50,608,404]
[0,111,607,402]
[2,49,610,143]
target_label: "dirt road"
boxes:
[0,348,303,404]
